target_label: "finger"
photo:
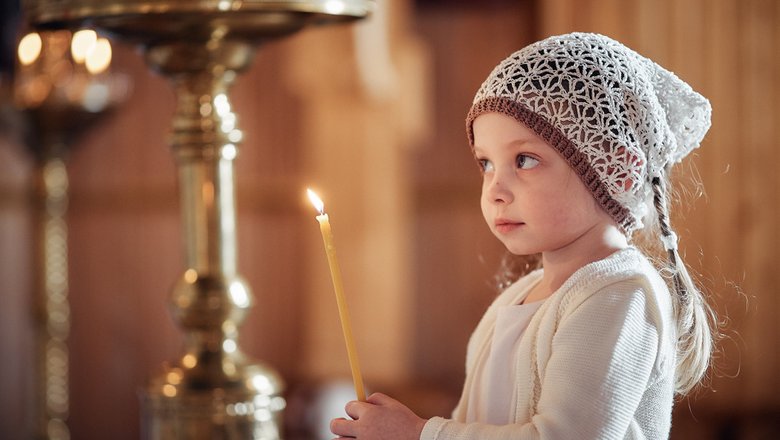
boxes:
[344,400,367,419]
[330,417,356,437]
[367,392,393,405]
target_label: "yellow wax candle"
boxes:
[307,189,366,402]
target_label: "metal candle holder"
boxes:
[14,28,128,440]
[22,1,373,438]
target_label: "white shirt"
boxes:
[467,300,544,425]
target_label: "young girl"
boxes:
[330,32,715,440]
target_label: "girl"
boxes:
[330,32,716,440]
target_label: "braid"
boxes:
[651,174,716,395]
[651,177,685,296]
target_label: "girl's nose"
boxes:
[485,172,513,204]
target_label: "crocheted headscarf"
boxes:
[466,32,711,235]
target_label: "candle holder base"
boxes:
[141,386,285,440]
[139,271,285,439]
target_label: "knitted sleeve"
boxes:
[420,280,664,440]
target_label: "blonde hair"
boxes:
[649,171,717,395]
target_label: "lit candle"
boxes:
[307,188,366,402]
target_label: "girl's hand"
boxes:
[330,392,427,440]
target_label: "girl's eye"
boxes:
[478,158,494,173]
[516,154,540,170]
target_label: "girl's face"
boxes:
[473,112,617,256]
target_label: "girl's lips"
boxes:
[495,219,524,233]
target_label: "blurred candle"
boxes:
[307,188,366,402]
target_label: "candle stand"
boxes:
[13,29,127,440]
[22,1,373,438]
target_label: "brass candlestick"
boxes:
[14,29,127,440]
[23,1,373,438]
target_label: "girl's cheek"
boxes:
[480,199,493,226]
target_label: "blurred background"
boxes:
[0,0,777,438]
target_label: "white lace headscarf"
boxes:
[466,32,711,236]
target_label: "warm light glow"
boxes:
[217,0,232,11]
[324,0,346,14]
[199,102,212,117]
[227,130,243,143]
[182,353,197,368]
[214,93,230,115]
[222,143,237,160]
[70,29,97,63]
[232,402,249,415]
[254,409,272,422]
[220,113,236,133]
[162,384,177,397]
[184,269,198,283]
[251,375,273,394]
[18,32,42,66]
[85,38,112,74]
[223,339,237,353]
[166,370,182,385]
[228,280,250,308]
[307,189,325,214]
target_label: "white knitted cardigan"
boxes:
[421,247,677,439]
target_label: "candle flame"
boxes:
[307,188,325,214]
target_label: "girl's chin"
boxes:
[497,240,540,257]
